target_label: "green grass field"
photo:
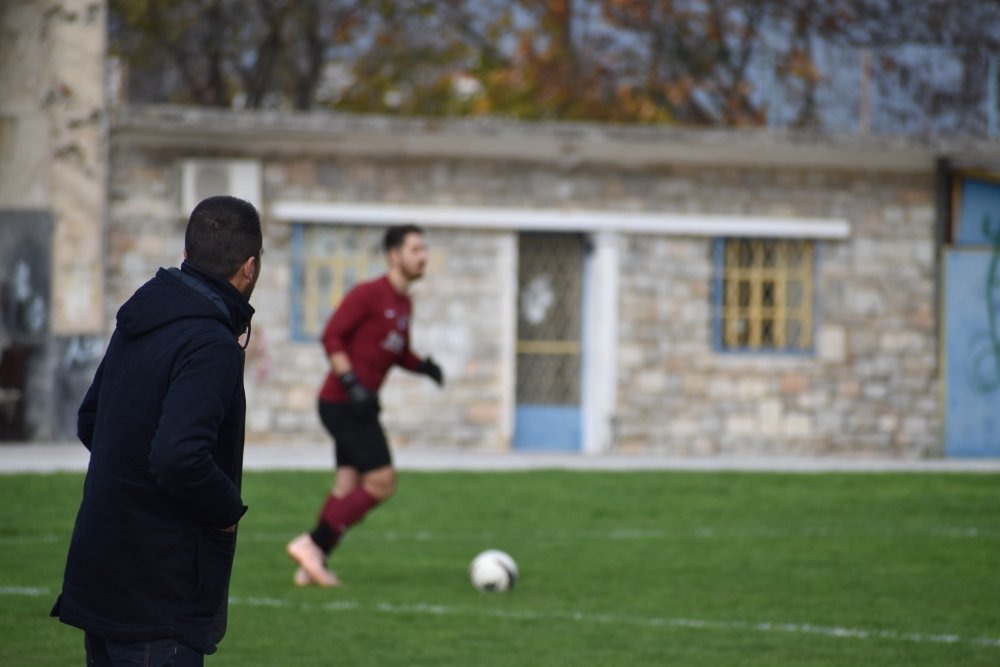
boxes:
[2,469,998,666]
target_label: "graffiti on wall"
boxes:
[0,211,53,440]
[966,216,1000,394]
[3,258,48,338]
[0,212,105,441]
[53,334,104,439]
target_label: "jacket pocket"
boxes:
[194,527,237,617]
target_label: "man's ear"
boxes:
[243,256,256,280]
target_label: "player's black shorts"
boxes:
[318,400,392,473]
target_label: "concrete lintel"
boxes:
[271,200,852,240]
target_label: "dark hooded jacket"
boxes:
[52,262,254,655]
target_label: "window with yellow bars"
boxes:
[291,223,384,341]
[714,238,815,352]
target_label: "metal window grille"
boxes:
[292,224,384,340]
[516,233,584,405]
[718,238,814,351]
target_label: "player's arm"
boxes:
[329,351,351,375]
[413,355,444,387]
[399,347,422,372]
[329,350,377,413]
[322,289,378,412]
[148,338,246,530]
[321,286,368,364]
[400,339,444,387]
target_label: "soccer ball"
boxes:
[469,549,518,592]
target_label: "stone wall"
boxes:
[107,111,943,456]
[615,168,938,456]
[241,221,516,451]
[106,150,519,450]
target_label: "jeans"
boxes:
[85,633,204,667]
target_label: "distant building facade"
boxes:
[105,106,1000,457]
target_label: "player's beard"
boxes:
[402,259,425,282]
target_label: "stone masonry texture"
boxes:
[105,108,949,457]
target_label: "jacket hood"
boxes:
[116,266,252,339]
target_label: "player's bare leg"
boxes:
[289,466,361,586]
[286,533,340,586]
[361,465,396,501]
[292,566,312,587]
[287,466,361,586]
[333,465,361,497]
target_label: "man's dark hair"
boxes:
[383,224,423,254]
[185,196,262,278]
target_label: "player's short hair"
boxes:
[383,224,423,254]
[185,196,262,279]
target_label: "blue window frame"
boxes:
[290,223,384,342]
[712,238,816,353]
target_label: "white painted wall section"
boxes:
[582,232,620,454]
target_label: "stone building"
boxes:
[3,1,998,458]
[106,106,1000,458]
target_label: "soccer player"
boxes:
[286,224,444,586]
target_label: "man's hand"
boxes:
[338,371,379,416]
[417,357,444,387]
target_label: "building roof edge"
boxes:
[110,105,1000,172]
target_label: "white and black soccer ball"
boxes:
[469,549,518,592]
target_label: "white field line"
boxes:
[225,595,1000,649]
[4,525,1000,547]
[0,534,62,545]
[5,586,998,649]
[0,585,51,596]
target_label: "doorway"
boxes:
[513,233,586,451]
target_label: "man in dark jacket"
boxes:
[52,196,263,666]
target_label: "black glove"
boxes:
[338,371,379,417]
[417,357,444,387]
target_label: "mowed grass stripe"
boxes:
[225,595,1000,649]
[4,587,998,649]
[6,523,1000,546]
[2,469,998,666]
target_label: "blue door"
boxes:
[514,233,584,451]
[944,249,1000,456]
[943,174,1000,457]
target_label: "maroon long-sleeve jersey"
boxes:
[319,275,422,402]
